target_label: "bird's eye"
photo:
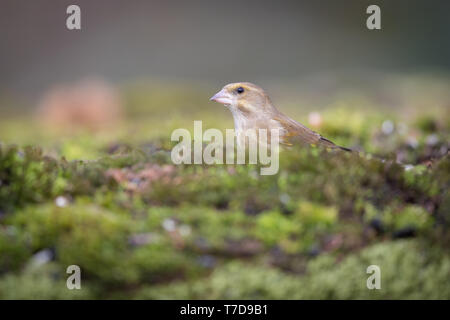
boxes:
[236,87,244,94]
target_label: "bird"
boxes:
[210,82,352,151]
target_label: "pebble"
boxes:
[29,249,54,268]
[197,255,216,268]
[162,218,177,232]
[128,233,160,246]
[381,120,394,135]
[426,134,439,146]
[179,225,191,237]
[55,196,68,207]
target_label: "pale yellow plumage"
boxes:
[210,82,351,151]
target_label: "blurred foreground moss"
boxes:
[0,263,94,299]
[0,95,448,299]
[0,139,448,299]
[136,240,450,300]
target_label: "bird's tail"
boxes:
[319,137,415,170]
[318,137,353,152]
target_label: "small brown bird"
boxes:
[210,82,351,151]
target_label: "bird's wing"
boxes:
[273,114,321,146]
[273,114,352,151]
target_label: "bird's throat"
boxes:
[229,107,251,132]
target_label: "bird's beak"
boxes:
[210,89,233,106]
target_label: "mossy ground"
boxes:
[0,78,449,299]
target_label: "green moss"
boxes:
[384,205,434,231]
[253,210,303,252]
[0,227,31,272]
[2,202,208,296]
[145,206,253,251]
[0,96,448,299]
[135,240,450,300]
[299,240,450,299]
[0,145,61,212]
[7,203,133,281]
[0,264,93,299]
[297,202,337,228]
[414,115,438,133]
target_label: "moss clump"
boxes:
[135,240,450,300]
[3,203,201,292]
[0,263,93,300]
[0,145,61,212]
[0,98,448,299]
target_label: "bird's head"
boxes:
[210,82,276,115]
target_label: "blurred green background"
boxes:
[0,0,449,299]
